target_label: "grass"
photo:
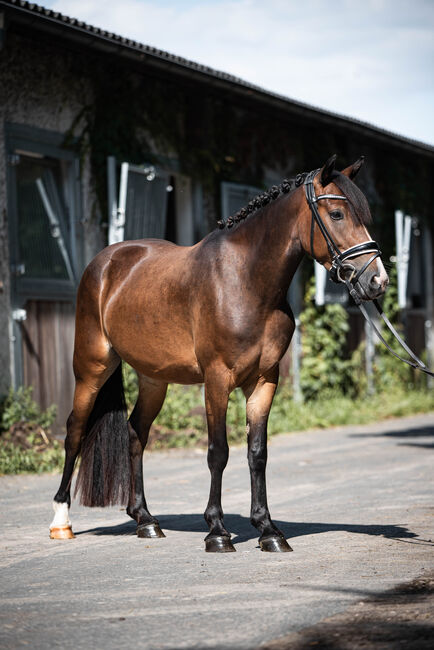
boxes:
[1,382,433,474]
[268,385,434,434]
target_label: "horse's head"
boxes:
[300,155,388,302]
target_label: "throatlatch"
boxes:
[304,170,434,379]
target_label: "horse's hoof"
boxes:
[137,523,166,538]
[260,536,293,552]
[205,536,236,553]
[50,525,75,540]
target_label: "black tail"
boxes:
[74,364,131,507]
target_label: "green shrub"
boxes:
[268,383,434,434]
[371,265,422,390]
[0,386,62,475]
[122,361,139,412]
[122,364,249,445]
[300,276,353,399]
[0,432,63,474]
[1,386,57,432]
[155,383,204,432]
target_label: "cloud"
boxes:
[44,0,434,144]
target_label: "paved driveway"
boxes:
[1,413,433,649]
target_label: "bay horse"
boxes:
[50,155,388,552]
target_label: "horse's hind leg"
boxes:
[50,350,120,539]
[127,374,168,538]
[243,368,292,552]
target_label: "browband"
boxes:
[313,194,348,202]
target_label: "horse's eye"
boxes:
[330,210,344,221]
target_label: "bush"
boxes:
[300,276,353,399]
[371,265,423,390]
[0,387,62,475]
[122,361,139,412]
[268,383,434,433]
[0,428,64,474]
[1,386,57,432]
[300,264,430,400]
[122,365,249,448]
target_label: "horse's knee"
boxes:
[207,440,229,472]
[248,441,267,472]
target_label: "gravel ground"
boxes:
[261,571,434,649]
[1,412,433,649]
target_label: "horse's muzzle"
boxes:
[355,266,389,301]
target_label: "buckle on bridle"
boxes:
[334,263,356,284]
[329,241,382,285]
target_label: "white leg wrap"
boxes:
[50,501,71,530]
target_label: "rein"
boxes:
[304,170,434,378]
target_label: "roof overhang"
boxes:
[1,0,434,159]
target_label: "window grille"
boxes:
[108,160,170,244]
[220,181,261,221]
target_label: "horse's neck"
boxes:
[226,191,304,302]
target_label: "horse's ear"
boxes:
[320,154,337,186]
[342,156,365,180]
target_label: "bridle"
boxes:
[304,169,381,300]
[304,169,434,378]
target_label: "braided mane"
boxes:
[217,172,308,229]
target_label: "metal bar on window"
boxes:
[35,178,75,283]
[110,161,129,244]
[107,155,119,245]
[395,210,412,309]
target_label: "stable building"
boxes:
[0,0,433,430]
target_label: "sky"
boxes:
[44,0,434,146]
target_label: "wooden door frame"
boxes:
[5,122,82,388]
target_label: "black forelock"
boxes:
[331,171,372,226]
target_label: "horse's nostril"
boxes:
[369,274,388,295]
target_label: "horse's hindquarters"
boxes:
[101,241,203,383]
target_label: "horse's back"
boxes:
[80,238,191,295]
[85,238,182,273]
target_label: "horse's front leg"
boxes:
[203,369,234,552]
[243,368,292,552]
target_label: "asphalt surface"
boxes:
[1,413,433,650]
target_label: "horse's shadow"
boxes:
[76,513,429,546]
[351,425,434,449]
